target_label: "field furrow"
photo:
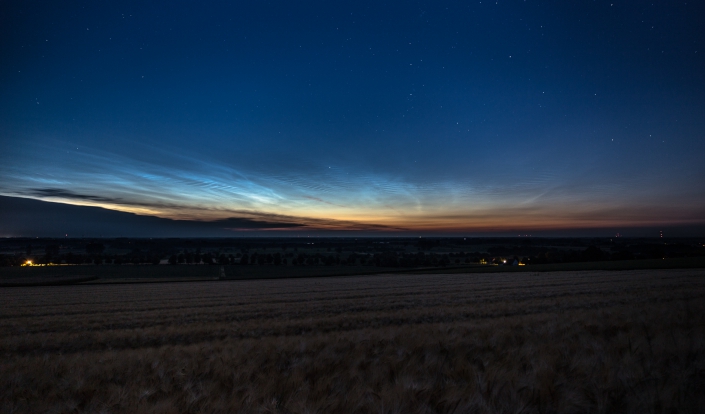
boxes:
[2,269,704,413]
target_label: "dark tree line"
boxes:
[1,237,703,267]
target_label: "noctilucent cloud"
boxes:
[1,1,704,235]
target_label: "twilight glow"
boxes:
[1,1,704,236]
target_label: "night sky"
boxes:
[1,1,704,236]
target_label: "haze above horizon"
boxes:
[1,1,704,236]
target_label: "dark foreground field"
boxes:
[2,269,704,413]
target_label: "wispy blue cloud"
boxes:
[2,136,703,233]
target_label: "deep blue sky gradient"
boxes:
[1,1,704,236]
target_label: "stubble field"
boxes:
[2,269,704,413]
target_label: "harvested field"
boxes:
[2,269,705,413]
[0,264,405,284]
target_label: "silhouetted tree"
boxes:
[581,246,606,262]
[45,244,60,257]
[86,243,105,255]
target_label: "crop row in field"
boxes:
[2,269,704,413]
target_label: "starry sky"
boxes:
[1,1,704,236]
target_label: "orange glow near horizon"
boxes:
[14,194,705,235]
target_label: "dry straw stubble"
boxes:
[1,269,704,413]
